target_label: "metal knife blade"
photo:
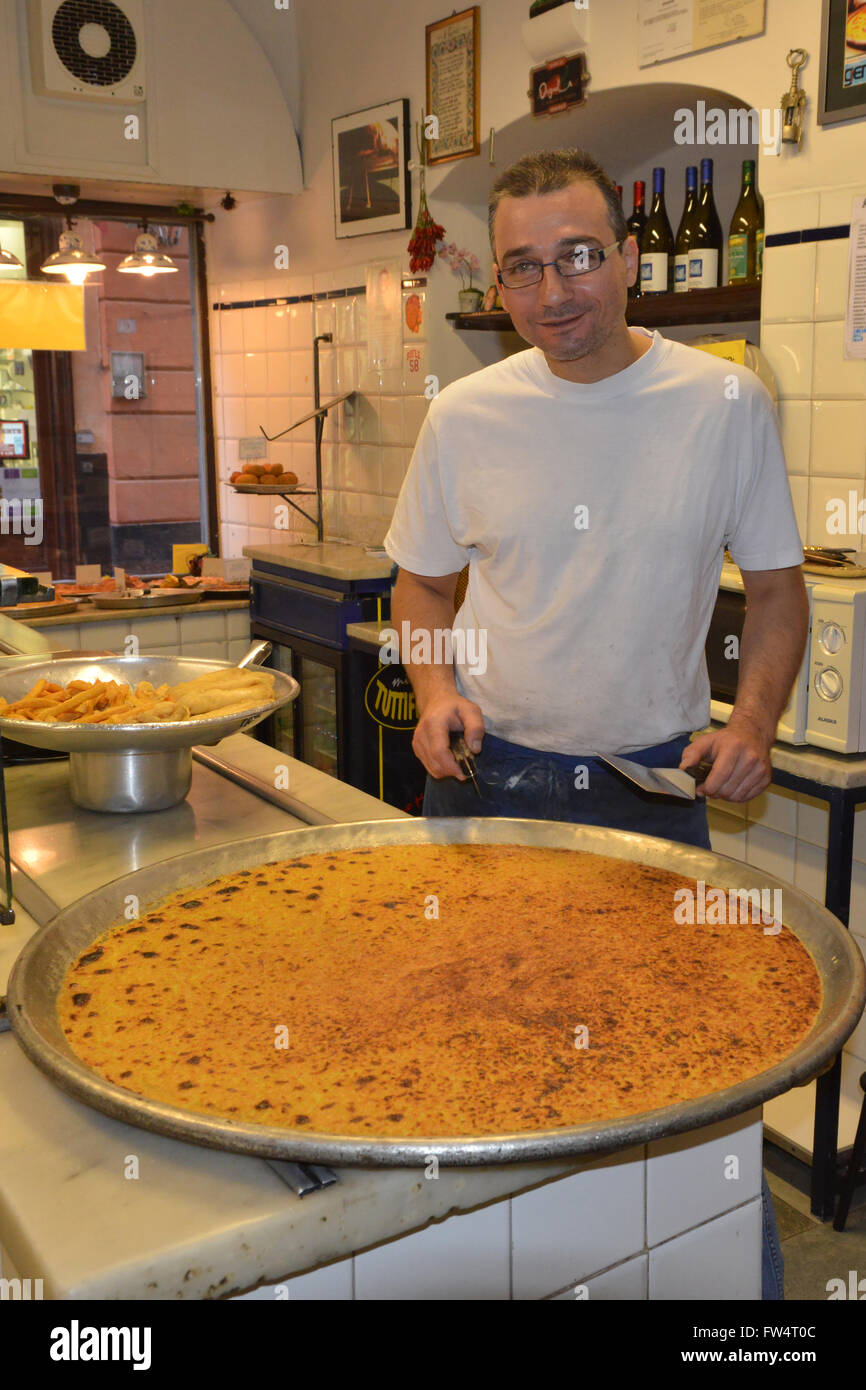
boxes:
[600,754,714,801]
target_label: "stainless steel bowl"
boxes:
[7,818,865,1166]
[0,654,299,812]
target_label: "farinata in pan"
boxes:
[57,844,821,1137]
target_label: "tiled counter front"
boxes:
[707,788,866,1157]
[232,1113,763,1301]
[25,603,251,663]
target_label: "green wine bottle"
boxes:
[626,179,646,300]
[686,158,723,289]
[673,167,698,294]
[728,159,765,284]
[640,168,673,295]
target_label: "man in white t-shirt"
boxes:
[385,148,807,821]
[384,147,807,1300]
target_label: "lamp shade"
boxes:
[117,230,178,277]
[41,229,105,286]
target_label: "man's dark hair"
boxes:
[488,147,628,258]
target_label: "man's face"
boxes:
[492,182,638,362]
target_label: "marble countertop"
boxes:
[698,723,866,791]
[0,732,583,1299]
[346,620,390,648]
[243,542,395,581]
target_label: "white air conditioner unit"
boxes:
[28,0,146,103]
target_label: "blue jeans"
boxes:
[423,729,785,1300]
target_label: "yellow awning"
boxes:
[0,281,86,351]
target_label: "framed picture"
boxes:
[0,419,29,459]
[819,0,866,125]
[332,99,412,238]
[425,7,480,164]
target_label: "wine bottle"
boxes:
[673,167,698,294]
[687,157,723,290]
[728,159,765,284]
[626,180,646,300]
[639,169,672,296]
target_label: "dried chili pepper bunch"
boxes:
[408,185,446,273]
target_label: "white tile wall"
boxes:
[814,239,850,321]
[760,242,816,322]
[354,1200,510,1300]
[511,1147,645,1299]
[810,400,866,476]
[210,265,429,556]
[552,1253,647,1300]
[647,1197,762,1301]
[814,320,866,400]
[233,1119,764,1300]
[777,400,811,475]
[646,1114,762,1246]
[762,185,866,558]
[760,321,814,399]
[32,609,247,661]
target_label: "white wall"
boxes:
[0,0,302,194]
[204,0,866,384]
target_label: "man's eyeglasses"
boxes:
[497,239,624,290]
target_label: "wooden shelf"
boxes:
[445,310,516,331]
[627,284,761,327]
[446,284,761,333]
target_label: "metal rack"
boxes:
[256,332,357,541]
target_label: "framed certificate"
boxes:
[819,0,866,126]
[425,7,480,165]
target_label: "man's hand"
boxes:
[679,717,771,803]
[412,694,486,780]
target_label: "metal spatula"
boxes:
[599,754,714,801]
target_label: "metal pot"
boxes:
[0,647,298,813]
[69,747,193,813]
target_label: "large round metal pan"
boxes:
[92,590,205,610]
[7,818,865,1167]
[0,655,299,753]
[0,599,81,618]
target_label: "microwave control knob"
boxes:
[819,622,845,654]
[814,667,843,701]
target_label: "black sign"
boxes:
[529,52,586,117]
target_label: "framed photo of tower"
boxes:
[332,99,412,238]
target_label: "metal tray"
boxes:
[7,819,864,1166]
[0,599,80,618]
[92,590,205,610]
[232,483,302,494]
[0,654,298,753]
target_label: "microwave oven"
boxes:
[707,561,866,752]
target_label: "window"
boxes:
[0,209,216,581]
